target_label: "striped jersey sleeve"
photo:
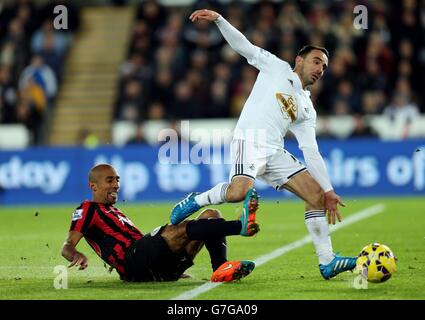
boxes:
[69,201,97,235]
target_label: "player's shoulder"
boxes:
[279,59,294,76]
[265,51,292,73]
[76,200,97,210]
[71,200,96,221]
[110,204,123,213]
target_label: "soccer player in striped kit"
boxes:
[170,9,356,279]
[62,164,260,282]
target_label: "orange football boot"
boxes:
[210,260,255,282]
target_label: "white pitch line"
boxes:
[171,203,385,300]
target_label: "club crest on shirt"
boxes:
[72,209,83,221]
[276,93,298,122]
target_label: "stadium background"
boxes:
[0,0,425,302]
[0,0,424,204]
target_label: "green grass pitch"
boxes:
[0,197,424,300]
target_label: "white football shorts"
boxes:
[229,139,306,190]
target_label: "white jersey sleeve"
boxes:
[290,120,333,192]
[214,15,279,72]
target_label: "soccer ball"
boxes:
[355,243,397,283]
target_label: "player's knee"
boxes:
[197,208,222,219]
[162,222,190,245]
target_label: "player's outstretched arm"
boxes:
[61,231,88,270]
[189,9,260,65]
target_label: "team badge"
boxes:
[276,93,298,122]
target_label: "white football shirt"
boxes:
[215,15,333,192]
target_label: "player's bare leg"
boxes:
[184,209,222,260]
[225,176,255,202]
[161,209,221,279]
[283,171,324,209]
[159,221,200,280]
[162,209,222,256]
[283,171,356,279]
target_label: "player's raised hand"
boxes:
[189,9,220,22]
[68,252,88,270]
[324,190,345,225]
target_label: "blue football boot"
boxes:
[319,255,357,280]
[170,192,201,225]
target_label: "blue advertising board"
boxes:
[0,139,424,205]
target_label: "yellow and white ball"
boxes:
[355,243,397,283]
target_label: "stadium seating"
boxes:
[48,7,133,146]
[112,0,424,145]
[0,0,80,146]
[1,1,424,148]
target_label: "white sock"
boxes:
[195,182,229,207]
[305,210,334,265]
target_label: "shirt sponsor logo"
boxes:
[118,215,134,226]
[276,93,298,122]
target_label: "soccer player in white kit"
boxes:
[170,9,356,279]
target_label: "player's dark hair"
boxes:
[297,45,329,59]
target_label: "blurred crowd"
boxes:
[114,0,425,138]
[0,0,80,144]
[2,0,424,145]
